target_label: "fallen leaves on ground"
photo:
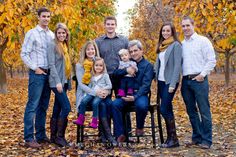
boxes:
[0,74,235,156]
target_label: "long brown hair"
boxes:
[54,23,70,56]
[156,22,181,54]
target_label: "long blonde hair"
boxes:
[92,57,107,75]
[79,40,100,64]
[54,23,70,56]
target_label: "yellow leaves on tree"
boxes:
[0,0,115,69]
[129,0,235,86]
[174,0,236,86]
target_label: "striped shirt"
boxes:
[182,33,216,77]
[21,25,54,70]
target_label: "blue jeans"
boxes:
[79,94,102,118]
[112,95,148,137]
[24,70,51,142]
[99,97,112,118]
[51,83,71,119]
[158,81,178,119]
[181,77,212,146]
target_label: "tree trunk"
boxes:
[0,52,7,93]
[225,52,230,87]
[10,66,13,78]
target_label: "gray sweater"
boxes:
[48,41,71,89]
[75,63,112,109]
[155,41,182,88]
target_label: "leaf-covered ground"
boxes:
[0,74,235,157]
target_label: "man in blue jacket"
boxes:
[112,40,154,142]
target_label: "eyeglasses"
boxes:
[129,49,139,53]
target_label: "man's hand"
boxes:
[56,83,63,93]
[122,95,135,102]
[126,67,136,76]
[35,68,47,75]
[192,74,204,82]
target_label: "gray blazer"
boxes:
[48,41,71,89]
[155,41,182,88]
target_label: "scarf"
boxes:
[82,59,93,85]
[159,37,174,52]
[60,42,71,79]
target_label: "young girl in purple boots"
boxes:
[73,57,112,128]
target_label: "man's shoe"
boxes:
[136,128,144,137]
[37,137,50,144]
[25,140,41,148]
[185,141,200,147]
[198,143,211,149]
[117,135,126,143]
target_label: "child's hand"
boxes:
[126,67,136,76]
[96,89,107,99]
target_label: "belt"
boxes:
[183,73,200,80]
[39,67,49,73]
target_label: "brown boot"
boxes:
[163,118,171,145]
[101,118,118,147]
[55,118,69,147]
[161,118,179,148]
[50,118,57,143]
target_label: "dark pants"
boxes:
[112,96,149,137]
[181,76,212,146]
[158,81,178,119]
[24,70,51,142]
[119,77,134,92]
[51,83,71,119]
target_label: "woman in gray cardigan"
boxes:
[48,23,72,147]
[74,41,117,146]
[155,22,182,148]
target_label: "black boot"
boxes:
[55,118,69,147]
[98,122,107,143]
[161,119,179,148]
[50,118,57,143]
[101,118,118,147]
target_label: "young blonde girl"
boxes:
[74,57,112,128]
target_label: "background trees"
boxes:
[0,0,115,93]
[129,0,236,86]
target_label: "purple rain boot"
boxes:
[117,89,126,97]
[89,117,98,129]
[127,88,134,96]
[73,114,85,126]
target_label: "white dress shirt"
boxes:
[182,33,216,77]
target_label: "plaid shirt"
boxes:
[95,34,129,74]
[21,25,54,70]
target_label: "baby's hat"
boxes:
[118,49,129,55]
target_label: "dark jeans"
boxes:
[51,83,71,119]
[112,95,149,137]
[158,81,178,119]
[24,70,51,142]
[99,97,112,119]
[181,76,212,146]
[79,94,102,118]
[119,77,134,92]
[109,74,118,96]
